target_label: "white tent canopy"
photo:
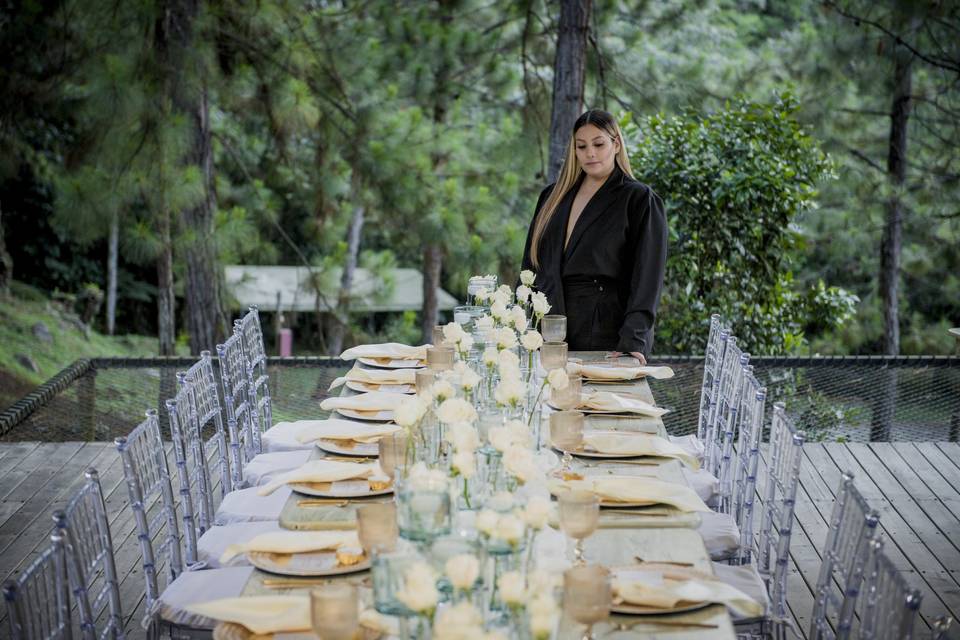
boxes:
[224,265,459,313]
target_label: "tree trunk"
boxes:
[327,184,365,356]
[157,207,176,356]
[421,243,443,343]
[547,0,592,182]
[0,200,12,299]
[106,211,119,335]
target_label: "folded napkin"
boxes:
[258,460,376,496]
[578,391,669,418]
[185,596,311,635]
[570,363,675,381]
[329,367,418,390]
[220,530,360,563]
[291,419,400,444]
[582,432,700,470]
[613,570,763,618]
[339,343,427,361]
[551,476,710,512]
[320,391,405,413]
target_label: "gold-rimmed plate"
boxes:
[609,565,715,616]
[316,438,380,457]
[247,549,371,577]
[345,380,416,394]
[357,357,424,369]
[335,408,395,422]
[289,478,393,499]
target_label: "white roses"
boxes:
[394,395,428,428]
[520,270,536,286]
[494,376,525,408]
[396,562,439,614]
[436,398,478,425]
[531,291,551,317]
[547,368,569,391]
[444,553,480,592]
[520,330,544,352]
[494,326,518,351]
[523,496,552,530]
[498,571,526,606]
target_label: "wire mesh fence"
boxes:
[1,356,958,443]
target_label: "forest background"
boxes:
[1,0,958,389]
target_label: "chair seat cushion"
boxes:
[669,434,705,462]
[699,510,742,561]
[197,521,284,568]
[261,421,317,453]
[157,566,254,629]
[243,450,313,487]
[711,562,770,619]
[682,467,719,503]
[214,486,290,525]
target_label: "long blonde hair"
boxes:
[530,110,634,268]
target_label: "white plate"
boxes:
[247,549,371,577]
[609,565,714,616]
[346,380,416,394]
[358,357,424,369]
[316,438,380,457]
[335,408,395,422]
[289,478,394,498]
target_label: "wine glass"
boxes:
[563,565,612,640]
[542,315,567,342]
[311,583,359,640]
[550,372,582,410]
[541,341,568,371]
[356,502,398,554]
[557,489,600,565]
[550,410,584,474]
[378,430,407,479]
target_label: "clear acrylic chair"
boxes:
[727,368,766,564]
[708,335,749,485]
[859,537,922,640]
[53,469,125,640]
[809,471,881,640]
[182,351,232,496]
[114,410,184,611]
[697,314,729,447]
[3,532,72,640]
[217,331,255,487]
[237,306,271,454]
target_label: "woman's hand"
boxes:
[608,351,647,365]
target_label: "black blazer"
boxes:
[520,165,667,356]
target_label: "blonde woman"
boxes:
[521,110,667,361]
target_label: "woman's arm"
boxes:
[616,186,668,357]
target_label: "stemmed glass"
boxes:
[542,315,567,342]
[310,583,359,640]
[550,410,584,474]
[563,565,612,640]
[557,490,600,565]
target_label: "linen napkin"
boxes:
[550,476,710,512]
[613,569,763,618]
[569,363,675,381]
[258,460,376,496]
[339,342,428,361]
[291,419,400,444]
[582,432,700,470]
[220,530,361,563]
[184,595,311,635]
[329,367,418,390]
[319,391,405,413]
[578,391,669,418]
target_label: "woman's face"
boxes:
[574,123,620,179]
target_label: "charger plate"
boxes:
[357,357,424,369]
[288,478,393,498]
[247,549,371,577]
[316,438,380,457]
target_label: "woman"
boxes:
[521,110,667,362]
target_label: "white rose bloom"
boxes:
[520,330,543,352]
[515,284,532,303]
[510,305,528,330]
[504,447,538,483]
[444,554,480,591]
[498,348,521,369]
[487,491,515,511]
[530,612,558,639]
[487,425,513,452]
[459,366,481,390]
[456,333,474,353]
[396,562,439,613]
[547,368,569,391]
[494,377,524,407]
[406,462,448,490]
[490,300,509,322]
[494,513,526,545]
[495,327,518,350]
[523,496,552,530]
[437,398,478,425]
[527,570,562,596]
[475,315,494,331]
[531,292,551,316]
[474,287,491,303]
[451,450,476,478]
[433,602,483,640]
[394,396,428,427]
[448,422,480,452]
[443,322,467,344]
[520,270,536,286]
[482,346,499,367]
[498,570,527,605]
[476,509,499,536]
[505,419,532,448]
[431,380,456,402]
[497,284,512,297]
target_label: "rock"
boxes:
[32,321,53,344]
[14,353,39,373]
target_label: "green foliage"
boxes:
[627,95,854,355]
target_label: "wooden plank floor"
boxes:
[0,441,958,639]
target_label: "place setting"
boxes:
[320,391,406,422]
[339,342,429,370]
[329,366,418,395]
[258,459,394,499]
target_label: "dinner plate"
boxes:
[247,549,371,577]
[289,478,394,498]
[316,438,380,457]
[550,434,661,460]
[357,357,424,369]
[335,408,395,422]
[546,482,658,508]
[546,399,647,416]
[346,380,416,394]
[609,565,714,616]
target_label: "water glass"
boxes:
[397,476,452,542]
[542,315,567,342]
[550,411,584,472]
[541,341,568,371]
[357,502,398,554]
[311,583,359,640]
[563,565,611,639]
[371,548,418,616]
[558,490,600,565]
[426,346,455,372]
[379,430,408,479]
[550,372,582,411]
[432,325,447,347]
[415,368,436,394]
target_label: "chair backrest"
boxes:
[53,469,124,640]
[166,374,212,566]
[809,471,881,640]
[3,533,72,640]
[859,538,922,640]
[217,331,255,488]
[697,315,729,445]
[727,368,766,564]
[237,306,271,453]
[114,410,183,618]
[715,352,752,513]
[182,351,232,496]
[708,335,749,480]
[758,402,805,630]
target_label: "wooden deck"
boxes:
[0,441,958,638]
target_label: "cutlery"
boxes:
[297,499,349,507]
[580,459,660,467]
[610,621,719,631]
[633,555,695,567]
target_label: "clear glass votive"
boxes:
[371,548,418,616]
[379,430,408,479]
[426,346,455,372]
[432,325,448,348]
[550,372,582,411]
[415,368,436,394]
[558,489,600,565]
[550,410,584,472]
[357,502,398,555]
[311,583,359,640]
[397,476,452,542]
[563,565,612,639]
[541,341,568,371]
[542,315,567,342]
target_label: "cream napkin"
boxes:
[578,391,669,417]
[339,343,427,361]
[329,367,418,390]
[570,363,675,381]
[613,571,763,618]
[258,460,376,496]
[185,596,311,635]
[320,391,405,413]
[292,419,400,444]
[551,476,710,512]
[582,432,699,470]
[220,530,360,563]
